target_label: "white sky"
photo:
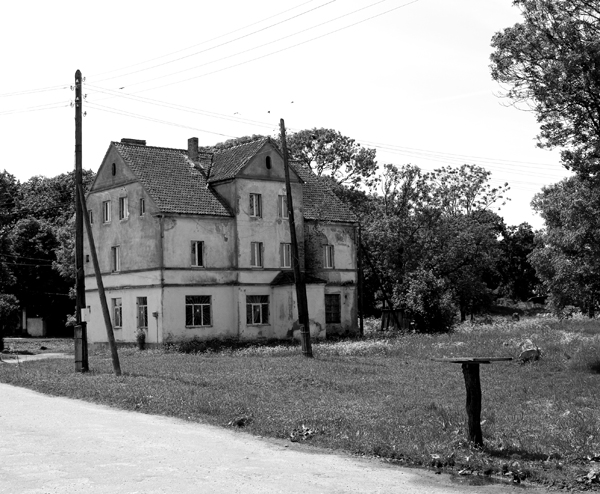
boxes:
[0,0,570,229]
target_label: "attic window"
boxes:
[112,163,116,176]
[265,156,272,169]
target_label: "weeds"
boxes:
[2,316,600,489]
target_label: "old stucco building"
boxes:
[83,137,358,345]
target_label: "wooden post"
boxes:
[77,184,122,376]
[74,69,88,372]
[280,119,312,358]
[461,363,483,446]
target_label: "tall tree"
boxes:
[362,164,507,331]
[496,222,539,301]
[490,0,600,177]
[530,176,600,315]
[286,128,378,189]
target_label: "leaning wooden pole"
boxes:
[280,119,312,358]
[77,184,122,376]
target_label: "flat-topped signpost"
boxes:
[431,357,513,446]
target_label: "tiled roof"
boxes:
[113,142,232,217]
[271,271,327,286]
[208,138,271,183]
[291,163,358,223]
[110,139,356,223]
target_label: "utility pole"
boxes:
[280,119,312,358]
[74,69,88,372]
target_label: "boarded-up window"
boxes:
[325,294,341,323]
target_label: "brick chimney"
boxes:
[188,137,199,162]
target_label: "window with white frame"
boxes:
[250,241,263,267]
[325,294,341,323]
[139,197,146,216]
[185,295,212,326]
[246,295,269,325]
[118,196,128,220]
[323,244,334,269]
[111,246,120,272]
[280,243,291,268]
[112,298,122,328]
[102,200,111,223]
[137,297,148,328]
[277,195,288,218]
[249,193,262,218]
[191,241,204,267]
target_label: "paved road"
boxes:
[0,383,541,493]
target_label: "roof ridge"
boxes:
[213,136,270,155]
[113,141,187,153]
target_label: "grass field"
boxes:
[1,316,599,490]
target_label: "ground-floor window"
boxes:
[112,298,122,328]
[325,293,341,323]
[137,297,148,328]
[246,295,269,325]
[185,295,211,327]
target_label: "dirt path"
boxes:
[0,383,542,493]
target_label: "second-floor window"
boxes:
[111,246,121,272]
[280,243,291,268]
[249,193,262,218]
[277,195,288,218]
[139,198,146,216]
[87,210,93,224]
[191,241,204,267]
[323,244,334,269]
[102,201,111,223]
[250,242,263,267]
[119,197,128,220]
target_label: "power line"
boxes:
[99,0,421,94]
[85,84,562,187]
[87,0,321,79]
[0,101,69,117]
[86,102,237,138]
[0,83,70,99]
[89,0,337,85]
[85,84,275,130]
[0,253,54,263]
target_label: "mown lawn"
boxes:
[1,317,600,490]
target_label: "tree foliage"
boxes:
[286,128,378,189]
[361,164,508,331]
[496,222,539,301]
[490,0,600,177]
[530,176,600,315]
